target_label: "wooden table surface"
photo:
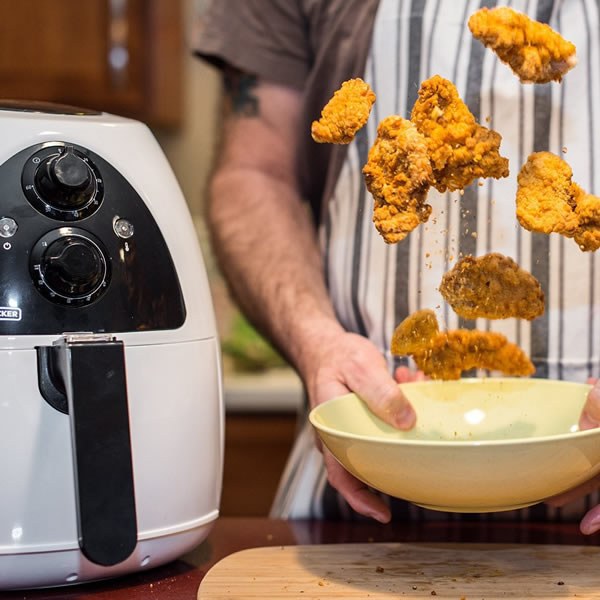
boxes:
[2,517,600,600]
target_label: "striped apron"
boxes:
[271,0,600,521]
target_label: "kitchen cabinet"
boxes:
[221,413,298,517]
[220,370,303,516]
[0,0,182,127]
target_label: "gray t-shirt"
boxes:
[193,0,379,224]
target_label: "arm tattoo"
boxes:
[224,68,260,117]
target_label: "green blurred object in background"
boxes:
[221,313,287,372]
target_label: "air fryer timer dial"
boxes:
[30,228,110,305]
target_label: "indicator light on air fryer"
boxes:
[113,217,134,239]
[0,217,17,238]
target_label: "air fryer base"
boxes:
[0,514,217,590]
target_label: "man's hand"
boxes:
[579,378,600,431]
[546,378,600,534]
[394,365,428,384]
[301,326,416,523]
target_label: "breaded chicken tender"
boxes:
[311,78,376,144]
[410,75,509,192]
[391,309,535,380]
[468,7,577,84]
[363,116,433,243]
[416,329,536,381]
[516,152,600,251]
[439,253,545,321]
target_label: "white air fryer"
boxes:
[0,101,223,589]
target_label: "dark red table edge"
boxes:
[1,517,599,599]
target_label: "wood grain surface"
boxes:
[198,542,600,599]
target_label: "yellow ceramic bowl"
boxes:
[309,378,600,513]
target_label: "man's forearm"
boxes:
[208,167,344,376]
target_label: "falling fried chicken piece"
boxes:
[390,308,440,355]
[573,193,600,252]
[516,152,600,251]
[363,116,433,243]
[410,75,509,193]
[311,78,376,144]
[391,309,535,380]
[439,253,545,321]
[468,7,577,84]
[516,152,579,235]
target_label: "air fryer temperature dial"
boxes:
[22,144,103,221]
[31,228,110,305]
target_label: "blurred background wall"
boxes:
[154,0,231,336]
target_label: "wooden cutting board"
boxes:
[198,542,600,599]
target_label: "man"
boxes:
[194,0,600,532]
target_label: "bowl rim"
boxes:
[309,378,600,448]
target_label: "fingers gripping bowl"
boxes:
[309,378,600,513]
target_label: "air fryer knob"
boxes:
[41,236,105,298]
[35,148,94,210]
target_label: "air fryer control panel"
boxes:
[0,141,186,335]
